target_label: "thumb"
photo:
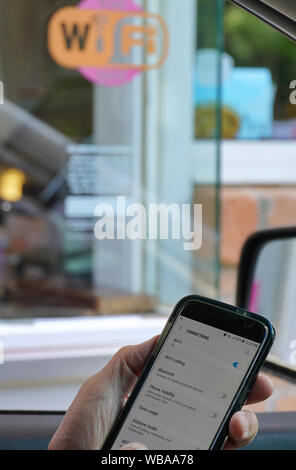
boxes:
[48,336,160,450]
[100,335,160,399]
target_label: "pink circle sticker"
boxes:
[78,0,143,86]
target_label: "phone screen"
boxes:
[111,312,262,450]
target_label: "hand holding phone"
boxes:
[103,295,275,450]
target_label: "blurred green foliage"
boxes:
[225,3,296,120]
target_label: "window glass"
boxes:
[0,0,221,319]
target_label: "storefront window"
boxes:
[0,0,222,325]
[2,0,296,415]
[0,0,224,411]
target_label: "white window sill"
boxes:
[0,314,167,381]
[0,314,167,411]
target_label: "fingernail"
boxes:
[121,442,148,450]
[241,412,250,440]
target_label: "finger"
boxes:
[120,442,148,450]
[245,374,273,405]
[224,410,258,450]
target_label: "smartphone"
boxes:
[103,295,275,450]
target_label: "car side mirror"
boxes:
[237,227,296,382]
